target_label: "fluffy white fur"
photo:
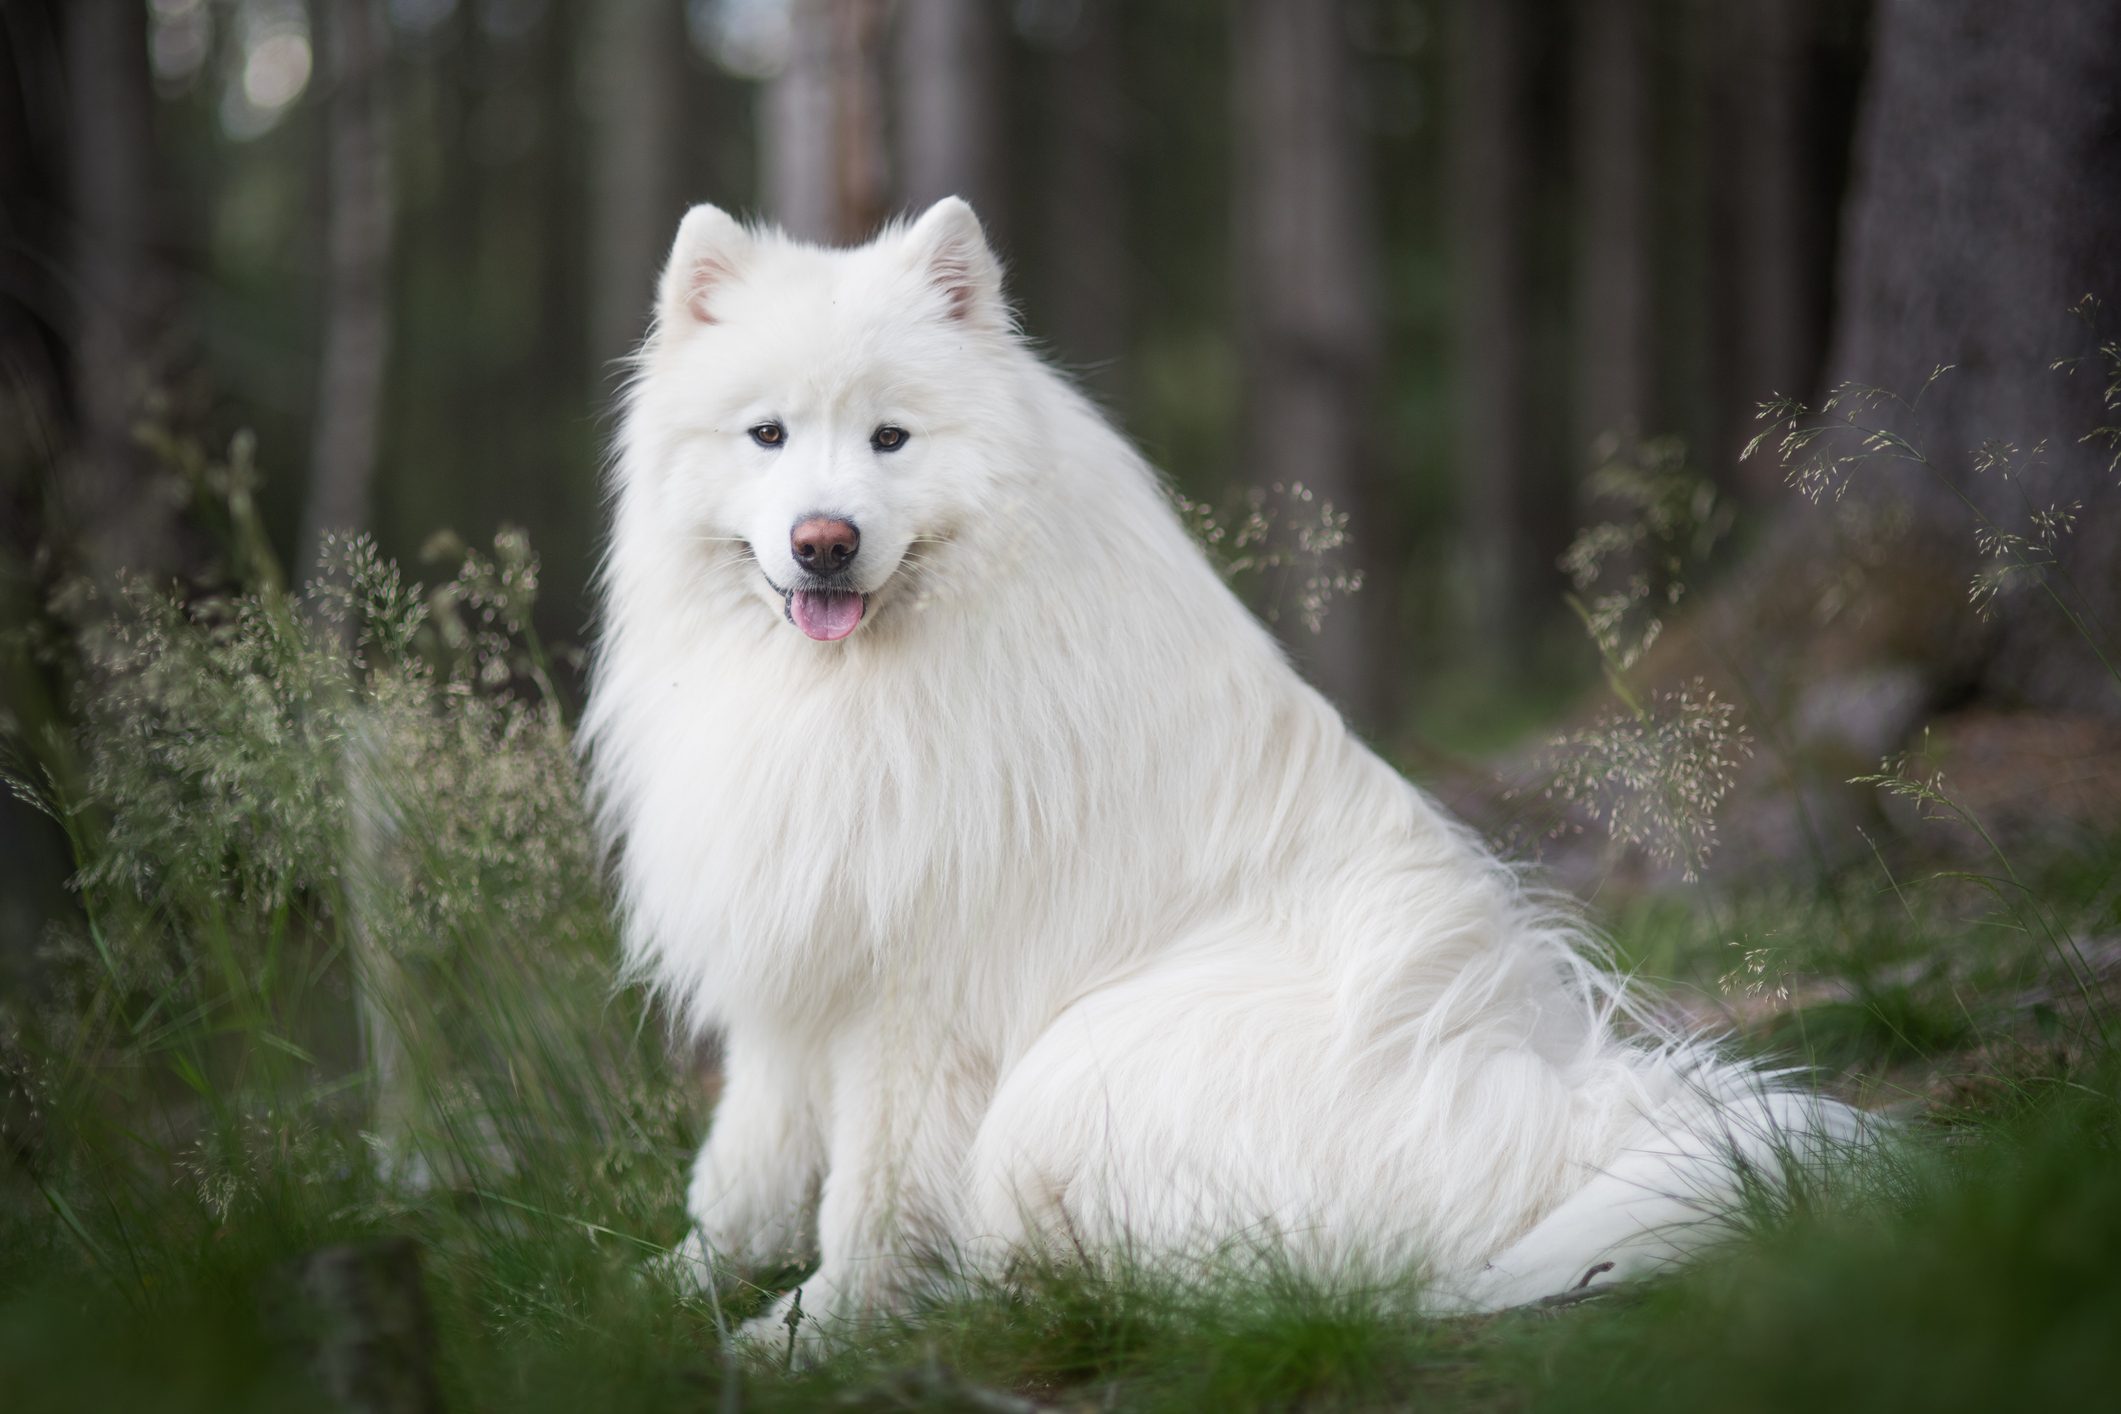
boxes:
[581,199,1862,1352]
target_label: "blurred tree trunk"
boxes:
[1817,0,2121,713]
[534,0,588,446]
[1448,0,1540,658]
[2,0,68,505]
[297,0,418,1178]
[65,0,178,584]
[1605,0,2121,881]
[587,0,688,367]
[1718,0,1825,497]
[0,0,75,987]
[1232,0,1387,728]
[285,1239,443,1414]
[893,0,1002,221]
[1572,0,1652,457]
[301,0,394,580]
[1037,0,1129,408]
[767,0,888,243]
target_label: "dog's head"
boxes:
[624,198,1020,643]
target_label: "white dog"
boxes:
[581,198,1861,1352]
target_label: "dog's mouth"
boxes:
[785,587,865,641]
[752,557,869,642]
[743,539,906,643]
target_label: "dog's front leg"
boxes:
[674,1030,824,1281]
[740,1023,984,1361]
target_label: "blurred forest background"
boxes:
[6,7,2121,1406]
[4,0,2120,929]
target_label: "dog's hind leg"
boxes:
[961,946,1354,1277]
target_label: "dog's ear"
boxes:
[901,197,1005,329]
[658,204,749,327]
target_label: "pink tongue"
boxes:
[791,589,864,641]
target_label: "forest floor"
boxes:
[4,809,2117,1413]
[5,468,2119,1410]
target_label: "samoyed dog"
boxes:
[582,198,1862,1352]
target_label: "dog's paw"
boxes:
[732,1285,833,1370]
[684,1188,819,1274]
[654,1220,818,1293]
[640,1229,725,1296]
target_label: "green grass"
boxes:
[6,461,2120,1410]
[5,1047,2119,1412]
[4,815,2117,1412]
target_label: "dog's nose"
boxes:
[790,515,860,574]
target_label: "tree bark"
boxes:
[533,0,589,457]
[65,0,177,584]
[893,0,1003,222]
[1572,0,1653,457]
[1567,0,2121,884]
[586,0,688,367]
[1821,0,2121,713]
[293,0,415,1176]
[1036,0,1129,407]
[767,0,888,244]
[1719,0,1825,497]
[1232,0,1388,728]
[284,1238,443,1414]
[1448,0,1540,658]
[301,0,395,581]
[2,0,69,508]
[0,0,73,992]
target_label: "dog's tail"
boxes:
[1449,1053,1876,1310]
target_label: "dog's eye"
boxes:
[749,422,785,448]
[870,425,909,453]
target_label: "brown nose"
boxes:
[790,515,860,574]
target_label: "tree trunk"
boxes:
[586,0,688,367]
[1036,0,1129,407]
[893,0,1003,221]
[1570,0,2121,885]
[1572,0,1653,457]
[533,0,589,464]
[2,0,69,519]
[1448,0,1540,659]
[1821,0,2121,713]
[284,1238,443,1414]
[1719,0,1825,497]
[65,0,177,584]
[1232,0,1388,728]
[301,0,395,581]
[297,0,415,1174]
[0,0,72,990]
[766,0,888,244]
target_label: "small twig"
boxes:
[1535,1262,1622,1308]
[1538,1285,1625,1309]
[781,1285,804,1369]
